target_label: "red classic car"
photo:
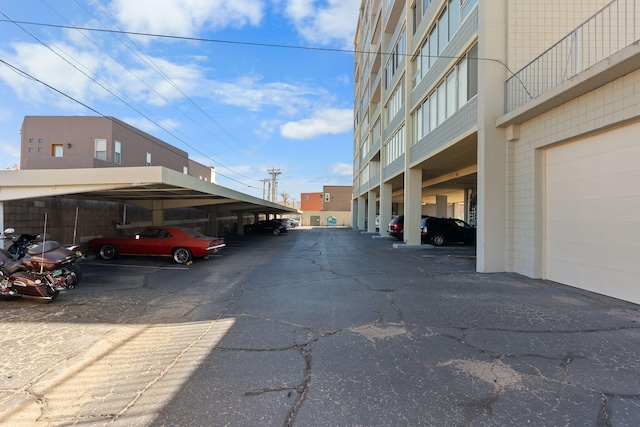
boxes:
[88,226,225,264]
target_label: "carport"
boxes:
[0,166,299,236]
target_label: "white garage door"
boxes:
[546,123,640,304]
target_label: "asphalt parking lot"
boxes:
[1,227,639,426]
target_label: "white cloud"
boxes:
[330,162,353,176]
[282,0,360,48]
[280,108,352,140]
[110,0,265,36]
[207,75,321,115]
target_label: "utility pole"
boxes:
[267,168,281,203]
[260,179,269,200]
[280,192,289,206]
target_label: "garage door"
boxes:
[545,123,640,304]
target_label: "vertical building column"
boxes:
[477,0,507,272]
[357,196,366,230]
[367,190,377,232]
[404,167,422,245]
[436,195,448,217]
[379,182,392,236]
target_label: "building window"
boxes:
[183,166,188,174]
[37,147,43,153]
[146,153,151,166]
[384,125,405,166]
[38,138,43,144]
[51,144,63,157]
[29,138,34,144]
[94,139,107,160]
[385,79,404,125]
[324,193,330,202]
[114,140,121,165]
[304,195,309,200]
[28,147,34,153]
[384,27,406,89]
[412,44,477,141]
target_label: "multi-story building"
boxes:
[21,116,214,181]
[301,185,353,226]
[353,0,640,303]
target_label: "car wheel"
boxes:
[432,234,445,246]
[272,228,281,236]
[99,244,118,260]
[172,247,192,264]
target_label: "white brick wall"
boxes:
[511,67,640,276]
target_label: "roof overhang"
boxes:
[0,166,300,215]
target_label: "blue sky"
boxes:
[0,0,359,204]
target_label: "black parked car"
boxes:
[421,217,475,246]
[244,219,288,235]
[388,215,475,246]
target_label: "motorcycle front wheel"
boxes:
[72,262,83,283]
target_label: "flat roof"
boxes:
[0,166,299,215]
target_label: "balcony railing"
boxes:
[505,0,638,113]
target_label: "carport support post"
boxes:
[379,182,392,237]
[151,200,164,226]
[367,191,377,232]
[357,196,366,230]
[404,167,422,245]
[236,212,245,235]
[208,209,219,237]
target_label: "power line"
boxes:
[0,18,530,96]
[0,57,260,190]
[0,11,263,188]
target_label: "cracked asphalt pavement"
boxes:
[1,227,639,426]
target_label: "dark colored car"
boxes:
[421,217,476,246]
[88,226,225,264]
[244,219,288,235]
[387,215,406,240]
[388,215,476,246]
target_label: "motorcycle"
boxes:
[0,229,61,302]
[0,228,82,290]
[6,232,40,259]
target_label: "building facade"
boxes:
[21,116,214,181]
[353,0,640,303]
[300,185,353,226]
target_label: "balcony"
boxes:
[505,0,639,114]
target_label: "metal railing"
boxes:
[505,0,638,112]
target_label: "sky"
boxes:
[0,0,360,204]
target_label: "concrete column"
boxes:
[379,182,392,236]
[208,209,219,236]
[477,0,507,272]
[357,196,366,230]
[404,167,422,245]
[237,212,245,235]
[367,190,377,232]
[151,200,164,226]
[436,195,448,217]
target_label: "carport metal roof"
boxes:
[0,166,300,215]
